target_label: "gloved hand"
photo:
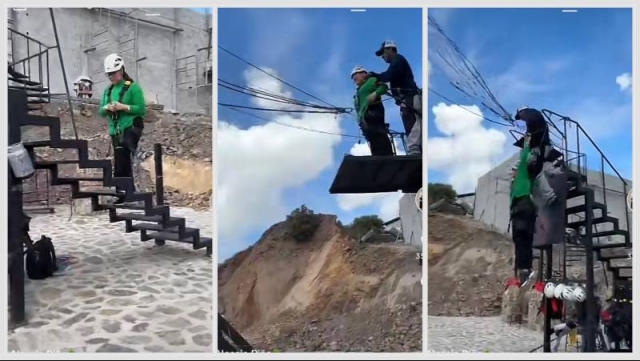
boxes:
[366,93,378,104]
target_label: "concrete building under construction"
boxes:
[8,7,212,114]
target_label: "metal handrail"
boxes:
[7,10,78,140]
[541,109,630,236]
[8,28,55,49]
[9,48,52,67]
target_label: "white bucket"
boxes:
[8,142,35,179]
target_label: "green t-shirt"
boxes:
[354,76,388,121]
[98,80,147,136]
[511,141,533,203]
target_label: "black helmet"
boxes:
[515,106,543,122]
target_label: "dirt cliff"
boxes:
[218,214,422,352]
[428,212,514,317]
[21,100,212,209]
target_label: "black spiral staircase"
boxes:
[526,110,633,353]
[8,55,212,326]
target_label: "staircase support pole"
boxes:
[8,90,28,325]
[583,191,597,352]
[154,143,164,206]
[49,8,78,140]
[542,246,552,352]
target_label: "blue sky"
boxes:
[217,8,422,262]
[427,8,633,193]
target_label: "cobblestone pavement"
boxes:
[8,206,213,353]
[428,316,544,353]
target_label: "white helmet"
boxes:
[572,287,586,303]
[543,282,556,298]
[554,283,565,299]
[104,53,124,73]
[350,66,367,78]
[562,286,575,301]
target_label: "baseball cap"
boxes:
[375,40,397,56]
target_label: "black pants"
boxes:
[511,196,536,270]
[361,110,394,156]
[111,120,143,191]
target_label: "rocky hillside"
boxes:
[218,213,422,352]
[428,213,514,317]
[428,212,617,321]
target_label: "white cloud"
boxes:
[218,69,343,243]
[427,102,508,193]
[243,67,298,110]
[616,72,632,91]
[334,141,406,222]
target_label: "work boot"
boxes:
[518,269,532,287]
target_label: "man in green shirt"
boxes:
[351,66,393,156]
[99,53,147,194]
[510,136,536,285]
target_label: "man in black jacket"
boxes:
[369,40,422,155]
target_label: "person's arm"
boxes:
[123,83,147,117]
[373,55,407,84]
[373,77,388,96]
[98,88,110,118]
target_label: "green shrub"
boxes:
[287,205,322,243]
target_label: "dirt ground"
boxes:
[22,101,212,210]
[218,215,422,352]
[427,213,514,317]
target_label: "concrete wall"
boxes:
[399,193,422,247]
[9,7,212,114]
[474,152,633,240]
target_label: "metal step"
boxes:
[27,99,50,104]
[117,213,185,227]
[197,237,212,252]
[23,139,89,149]
[566,202,607,215]
[9,77,41,86]
[75,189,123,198]
[55,176,104,184]
[598,253,630,261]
[567,216,617,230]
[34,159,80,165]
[115,203,167,211]
[130,222,179,232]
[147,229,198,243]
[593,242,630,251]
[9,84,48,92]
[567,187,586,199]
[592,229,630,240]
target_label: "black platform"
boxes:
[329,154,422,194]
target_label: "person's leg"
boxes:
[122,123,143,191]
[512,197,536,284]
[364,114,394,156]
[400,95,422,155]
[408,93,422,154]
[112,135,127,180]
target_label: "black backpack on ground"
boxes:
[25,235,58,280]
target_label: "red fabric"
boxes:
[534,281,545,293]
[504,277,521,290]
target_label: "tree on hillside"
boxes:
[428,183,457,205]
[347,215,384,239]
[287,204,321,243]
